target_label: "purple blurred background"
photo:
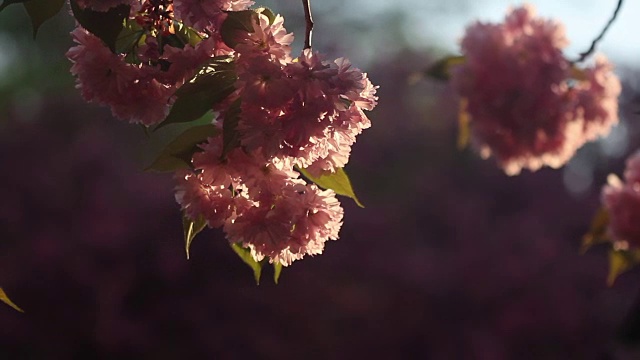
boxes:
[2,1,640,358]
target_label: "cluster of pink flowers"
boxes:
[67,0,378,265]
[175,11,377,265]
[451,4,621,175]
[601,152,640,248]
[67,0,244,125]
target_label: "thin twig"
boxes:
[302,0,314,49]
[574,0,623,63]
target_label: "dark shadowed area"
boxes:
[1,1,640,359]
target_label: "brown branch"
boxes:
[575,0,623,63]
[302,0,314,49]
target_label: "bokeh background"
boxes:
[1,0,640,358]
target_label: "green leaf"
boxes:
[183,214,207,259]
[255,6,276,25]
[425,55,465,81]
[174,22,203,47]
[219,8,276,48]
[23,0,65,38]
[581,207,611,254]
[69,0,129,52]
[155,58,236,130]
[457,98,471,150]
[0,287,23,313]
[0,0,28,12]
[115,19,145,60]
[273,262,282,284]
[220,10,257,48]
[230,243,263,285]
[221,98,241,159]
[145,124,219,172]
[607,249,640,286]
[570,66,588,81]
[298,167,364,208]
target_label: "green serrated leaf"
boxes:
[174,21,203,47]
[155,59,236,130]
[425,55,465,81]
[570,66,588,81]
[221,98,241,158]
[0,287,23,313]
[231,243,263,285]
[220,7,274,43]
[23,0,64,38]
[115,19,145,58]
[581,207,611,254]
[607,249,640,286]
[0,0,28,12]
[298,167,364,208]
[145,124,219,172]
[69,0,129,52]
[273,262,282,284]
[255,7,276,25]
[183,214,207,259]
[220,10,257,48]
[457,98,471,150]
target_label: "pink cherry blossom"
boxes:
[625,152,640,184]
[234,14,294,62]
[174,171,239,228]
[232,48,377,170]
[109,76,173,125]
[67,28,136,105]
[224,181,343,266]
[451,4,620,175]
[66,3,373,266]
[575,55,622,141]
[601,152,640,248]
[68,28,172,125]
[235,55,294,110]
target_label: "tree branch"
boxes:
[302,0,313,49]
[575,0,623,63]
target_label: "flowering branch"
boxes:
[575,0,623,63]
[302,0,313,49]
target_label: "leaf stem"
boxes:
[302,0,314,49]
[574,0,623,63]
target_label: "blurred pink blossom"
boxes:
[602,151,640,247]
[451,4,620,175]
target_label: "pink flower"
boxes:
[451,4,620,175]
[602,152,640,248]
[174,171,241,228]
[67,28,136,105]
[144,37,219,86]
[233,48,377,169]
[235,14,294,62]
[192,137,242,188]
[625,152,640,184]
[68,28,172,125]
[235,55,294,109]
[240,156,300,198]
[224,180,343,266]
[109,75,173,125]
[576,55,622,140]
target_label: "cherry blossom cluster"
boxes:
[175,12,377,266]
[66,0,378,266]
[67,0,249,125]
[451,4,621,175]
[601,151,640,249]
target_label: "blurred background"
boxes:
[1,0,640,358]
